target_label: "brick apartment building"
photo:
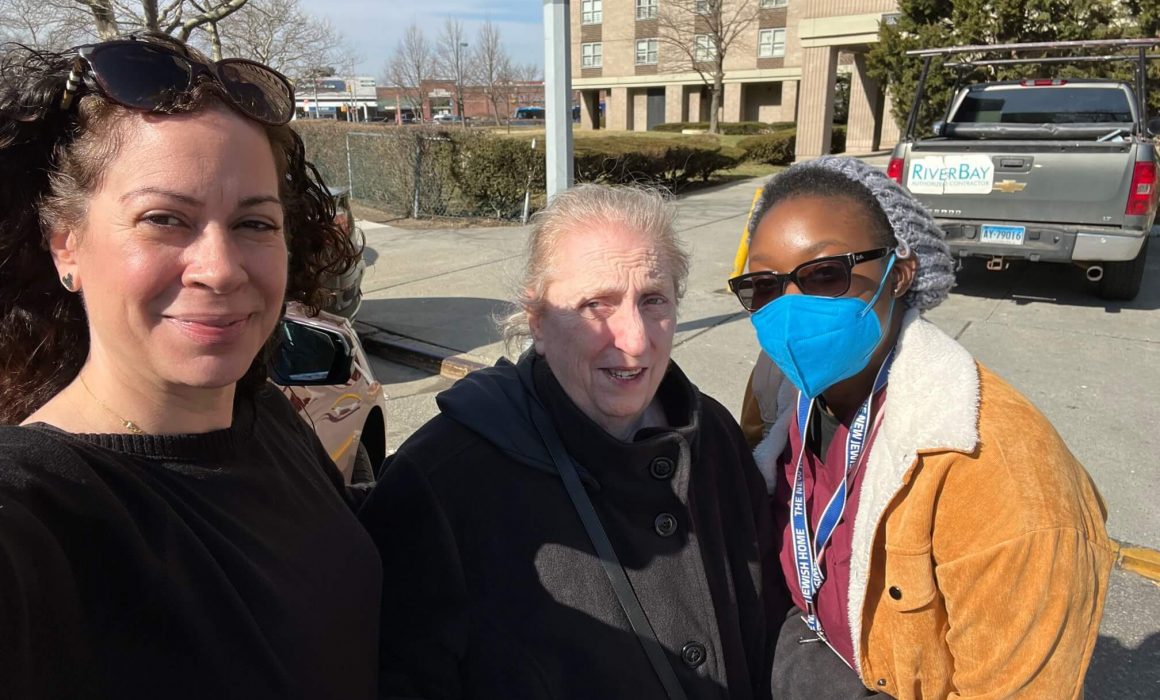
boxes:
[570,0,903,160]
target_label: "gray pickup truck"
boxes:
[887,39,1159,300]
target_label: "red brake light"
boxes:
[1126,161,1157,216]
[887,157,905,185]
[1019,79,1068,87]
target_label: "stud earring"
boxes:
[61,273,75,291]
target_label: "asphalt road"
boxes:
[358,177,1160,696]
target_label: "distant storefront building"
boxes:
[377,81,572,123]
[295,76,379,121]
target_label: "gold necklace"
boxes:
[78,375,145,434]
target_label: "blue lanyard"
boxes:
[790,349,895,639]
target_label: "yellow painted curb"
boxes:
[1111,540,1160,583]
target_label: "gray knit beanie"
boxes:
[748,155,955,311]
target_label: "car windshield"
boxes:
[952,86,1133,124]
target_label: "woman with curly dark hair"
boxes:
[0,35,380,699]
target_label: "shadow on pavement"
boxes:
[1086,633,1160,698]
[361,243,379,266]
[948,240,1160,312]
[677,311,746,334]
[359,296,513,356]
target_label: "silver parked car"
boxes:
[270,303,387,484]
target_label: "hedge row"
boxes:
[450,133,546,219]
[737,125,847,165]
[292,122,542,218]
[573,134,742,190]
[653,121,796,135]
[293,122,744,217]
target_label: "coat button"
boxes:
[649,456,675,480]
[654,513,678,537]
[681,641,707,668]
[877,678,888,687]
[889,586,903,600]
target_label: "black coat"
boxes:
[358,353,785,700]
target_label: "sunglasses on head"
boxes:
[728,247,891,312]
[61,39,295,125]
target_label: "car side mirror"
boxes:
[1147,117,1160,137]
[269,319,353,386]
[932,121,946,137]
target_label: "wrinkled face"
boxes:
[749,194,911,326]
[529,223,678,439]
[54,107,287,392]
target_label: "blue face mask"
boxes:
[750,255,897,399]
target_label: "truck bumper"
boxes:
[939,221,1147,263]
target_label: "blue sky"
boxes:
[300,0,545,79]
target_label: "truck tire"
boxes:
[1098,237,1149,301]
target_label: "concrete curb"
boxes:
[1112,540,1160,584]
[355,321,491,380]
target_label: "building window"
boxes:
[694,34,717,62]
[581,0,602,24]
[582,42,603,68]
[696,0,710,14]
[635,38,659,65]
[635,0,657,20]
[759,0,787,7]
[758,28,786,58]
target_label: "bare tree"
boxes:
[656,0,758,133]
[436,18,469,126]
[68,0,250,49]
[384,23,434,121]
[212,0,355,78]
[504,62,541,116]
[0,0,94,49]
[471,19,511,127]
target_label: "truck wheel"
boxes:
[1097,238,1149,301]
[351,442,375,485]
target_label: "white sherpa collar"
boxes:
[846,308,980,672]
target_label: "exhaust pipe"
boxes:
[1085,265,1104,282]
[986,256,1005,271]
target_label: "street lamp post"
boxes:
[544,0,574,196]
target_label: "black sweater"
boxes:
[0,386,382,700]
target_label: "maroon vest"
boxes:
[774,390,886,668]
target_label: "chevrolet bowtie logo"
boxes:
[993,180,1027,193]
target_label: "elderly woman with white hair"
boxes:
[731,156,1113,698]
[359,184,786,700]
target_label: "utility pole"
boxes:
[544,0,574,196]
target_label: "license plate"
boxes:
[979,224,1026,246]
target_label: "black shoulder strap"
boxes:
[528,407,690,700]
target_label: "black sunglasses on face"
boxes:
[61,39,295,125]
[728,247,891,312]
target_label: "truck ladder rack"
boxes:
[906,38,1160,58]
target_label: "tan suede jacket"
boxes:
[749,310,1114,699]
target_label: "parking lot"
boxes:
[353,177,1160,697]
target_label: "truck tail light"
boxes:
[1019,79,1068,86]
[887,157,905,185]
[1126,161,1157,216]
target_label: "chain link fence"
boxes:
[294,122,544,221]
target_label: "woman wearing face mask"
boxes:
[730,157,1113,699]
